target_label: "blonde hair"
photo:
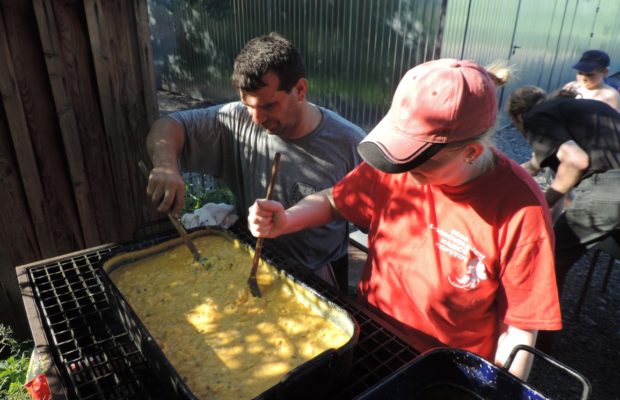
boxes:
[442,61,511,172]
[485,61,512,87]
[444,127,497,172]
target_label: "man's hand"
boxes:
[147,164,186,217]
[146,117,187,217]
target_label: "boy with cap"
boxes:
[563,49,620,111]
[248,59,562,380]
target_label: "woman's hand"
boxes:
[248,199,287,238]
[248,188,340,238]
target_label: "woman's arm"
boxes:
[494,323,538,380]
[248,188,342,238]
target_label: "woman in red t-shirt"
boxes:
[248,59,562,380]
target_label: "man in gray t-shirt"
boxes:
[146,33,365,286]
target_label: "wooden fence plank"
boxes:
[84,0,160,239]
[0,5,56,257]
[33,0,101,247]
[84,0,140,238]
[51,0,124,244]
[3,1,86,256]
[105,0,156,225]
[0,244,29,340]
[134,0,158,126]
[0,98,41,266]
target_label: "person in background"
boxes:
[563,49,620,111]
[507,86,620,338]
[248,59,562,379]
[552,50,620,221]
[146,32,365,289]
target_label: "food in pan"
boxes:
[108,233,352,399]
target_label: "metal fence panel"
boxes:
[442,0,620,119]
[148,0,444,131]
[150,0,620,129]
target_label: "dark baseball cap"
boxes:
[572,50,610,72]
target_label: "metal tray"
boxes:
[100,227,359,400]
[355,346,591,400]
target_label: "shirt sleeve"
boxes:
[168,105,230,176]
[332,162,379,229]
[497,207,562,331]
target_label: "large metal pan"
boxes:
[101,227,359,400]
[355,345,590,400]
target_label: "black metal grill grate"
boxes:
[25,226,418,399]
[293,273,420,399]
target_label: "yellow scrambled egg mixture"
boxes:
[109,234,351,399]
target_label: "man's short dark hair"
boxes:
[232,32,306,93]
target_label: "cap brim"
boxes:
[572,61,599,73]
[358,114,445,173]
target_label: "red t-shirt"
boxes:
[333,151,562,360]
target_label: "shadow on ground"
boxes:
[527,253,620,400]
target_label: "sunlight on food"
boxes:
[108,232,351,399]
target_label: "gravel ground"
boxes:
[495,126,620,400]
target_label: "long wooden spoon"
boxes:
[138,161,209,268]
[247,152,281,297]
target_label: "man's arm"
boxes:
[145,117,187,216]
[601,87,620,112]
[545,140,589,208]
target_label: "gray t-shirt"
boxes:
[169,102,365,269]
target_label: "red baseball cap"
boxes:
[358,59,499,173]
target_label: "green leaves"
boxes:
[182,180,236,215]
[0,325,32,400]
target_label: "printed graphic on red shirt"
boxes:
[430,224,488,290]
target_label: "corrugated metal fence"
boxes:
[149,0,620,128]
[149,0,444,131]
[442,0,620,123]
